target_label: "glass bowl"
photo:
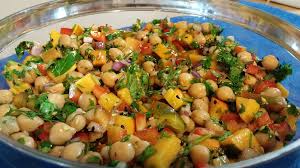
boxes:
[0,0,299,167]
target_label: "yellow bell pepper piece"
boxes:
[145,135,181,168]
[114,115,135,134]
[125,37,142,52]
[200,138,220,150]
[182,34,193,45]
[236,97,260,123]
[98,93,121,112]
[188,51,205,64]
[163,88,185,110]
[50,30,61,47]
[8,82,31,94]
[117,88,133,105]
[92,50,107,66]
[154,44,172,59]
[222,128,263,153]
[72,24,84,36]
[107,125,127,144]
[41,48,62,63]
[138,101,148,113]
[276,83,289,98]
[48,64,76,83]
[287,114,297,131]
[75,73,99,93]
[209,97,229,119]
[175,28,186,37]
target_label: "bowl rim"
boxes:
[0,0,300,168]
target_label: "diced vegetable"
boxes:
[92,50,107,66]
[41,48,61,63]
[107,125,127,144]
[8,82,31,94]
[156,112,186,134]
[91,31,106,42]
[48,64,77,83]
[134,128,159,145]
[126,37,142,52]
[93,85,109,99]
[276,83,289,98]
[72,24,84,36]
[60,28,73,35]
[154,44,172,59]
[75,73,100,93]
[135,113,147,131]
[163,88,185,110]
[200,138,220,150]
[114,115,135,134]
[50,30,61,47]
[140,43,153,55]
[209,97,229,119]
[236,97,260,123]
[117,88,133,105]
[98,93,121,112]
[256,112,272,128]
[254,80,276,94]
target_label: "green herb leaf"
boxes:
[164,26,177,35]
[218,131,232,141]
[106,31,122,41]
[61,101,78,117]
[108,160,120,167]
[137,145,156,163]
[191,41,200,49]
[43,41,53,51]
[204,81,214,96]
[238,104,245,114]
[132,19,142,32]
[202,57,212,69]
[152,19,161,25]
[38,141,53,153]
[271,64,292,82]
[287,104,299,116]
[157,67,181,89]
[17,138,25,144]
[86,156,101,164]
[160,131,171,138]
[15,41,34,59]
[121,135,131,142]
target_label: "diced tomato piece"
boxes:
[69,85,81,104]
[38,131,49,141]
[270,122,291,140]
[220,113,240,122]
[246,64,260,75]
[195,162,209,168]
[37,64,47,76]
[193,127,207,136]
[93,85,109,99]
[204,71,218,81]
[162,128,175,136]
[117,102,130,112]
[91,31,106,42]
[74,132,89,143]
[37,122,53,141]
[254,80,277,94]
[226,120,241,133]
[256,112,273,127]
[60,28,73,35]
[172,40,185,52]
[248,122,258,132]
[175,57,185,65]
[41,122,53,131]
[135,113,147,131]
[140,43,153,55]
[134,128,159,145]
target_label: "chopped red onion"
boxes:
[112,61,126,71]
[30,44,43,56]
[94,41,105,49]
[120,60,130,66]
[83,36,93,43]
[191,71,201,78]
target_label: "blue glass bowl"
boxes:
[0,0,299,167]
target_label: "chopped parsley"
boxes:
[106,31,122,41]
[17,138,26,144]
[271,64,292,82]
[218,131,232,141]
[204,81,214,96]
[137,145,156,163]
[152,19,161,25]
[108,160,120,167]
[191,41,200,49]
[86,156,101,164]
[38,141,53,153]
[287,103,299,116]
[202,57,212,69]
[164,26,177,35]
[15,41,34,59]
[157,67,181,89]
[121,135,131,142]
[132,19,142,32]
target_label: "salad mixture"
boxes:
[0,18,298,168]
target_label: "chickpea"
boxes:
[129,135,150,156]
[80,43,93,57]
[48,93,65,109]
[136,30,149,42]
[244,74,257,86]
[0,116,20,135]
[0,104,10,118]
[143,61,156,76]
[240,148,260,160]
[101,72,118,88]
[101,61,113,72]
[122,47,133,56]
[216,86,235,102]
[268,96,287,112]
[62,142,85,161]
[179,73,193,90]
[201,22,211,34]
[78,93,97,111]
[262,55,279,71]
[77,60,93,74]
[205,80,218,92]
[149,33,162,45]
[11,132,36,149]
[49,146,65,157]
[80,151,103,164]
[255,132,276,152]
[175,21,188,29]
[17,114,44,132]
[208,46,217,55]
[69,71,84,78]
[261,87,282,98]
[49,122,76,145]
[0,90,13,105]
[194,33,206,45]
[180,115,195,132]
[191,23,202,32]
[188,83,207,98]
[237,51,252,63]
[112,37,127,49]
[34,76,50,92]
[24,70,37,84]
[100,146,110,160]
[190,145,210,164]
[66,111,87,131]
[110,141,135,162]
[191,110,210,126]
[59,34,72,47]
[205,120,225,136]
[109,48,124,61]
[192,97,209,112]
[12,93,27,108]
[45,83,65,94]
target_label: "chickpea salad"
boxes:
[0,18,298,168]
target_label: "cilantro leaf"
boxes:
[132,19,142,32]
[218,131,232,141]
[15,41,34,59]
[271,64,292,82]
[202,57,212,69]
[287,104,299,116]
[121,135,131,142]
[137,145,156,163]
[86,156,101,164]
[157,67,181,89]
[38,141,53,153]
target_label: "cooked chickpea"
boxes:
[201,22,211,34]
[181,115,195,132]
[205,79,218,92]
[49,146,65,157]
[194,33,206,45]
[179,73,193,90]
[110,141,135,162]
[143,61,156,76]
[45,83,65,94]
[112,37,127,49]
[48,93,65,109]
[109,48,124,61]
[69,71,84,78]
[80,151,103,164]
[191,110,210,126]
[244,74,257,86]
[49,122,76,145]
[12,93,27,108]
[192,97,209,112]
[237,51,252,63]
[240,148,260,160]
[100,146,110,160]
[62,142,85,161]
[191,23,202,32]
[129,135,150,156]
[0,90,13,105]
[17,114,44,132]
[136,30,149,42]
[59,34,72,47]
[77,60,93,74]
[216,86,235,102]
[190,145,210,164]
[80,43,93,57]
[101,71,118,88]
[24,70,37,84]
[101,61,113,72]
[205,120,225,136]
[261,87,282,98]
[78,93,96,111]
[262,55,279,71]
[11,132,36,148]
[255,132,277,152]
[188,83,207,98]
[34,76,50,92]
[0,116,20,135]
[0,104,10,117]
[149,33,162,45]
[66,111,87,131]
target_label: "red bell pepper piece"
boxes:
[60,28,73,35]
[134,128,159,145]
[140,43,153,55]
